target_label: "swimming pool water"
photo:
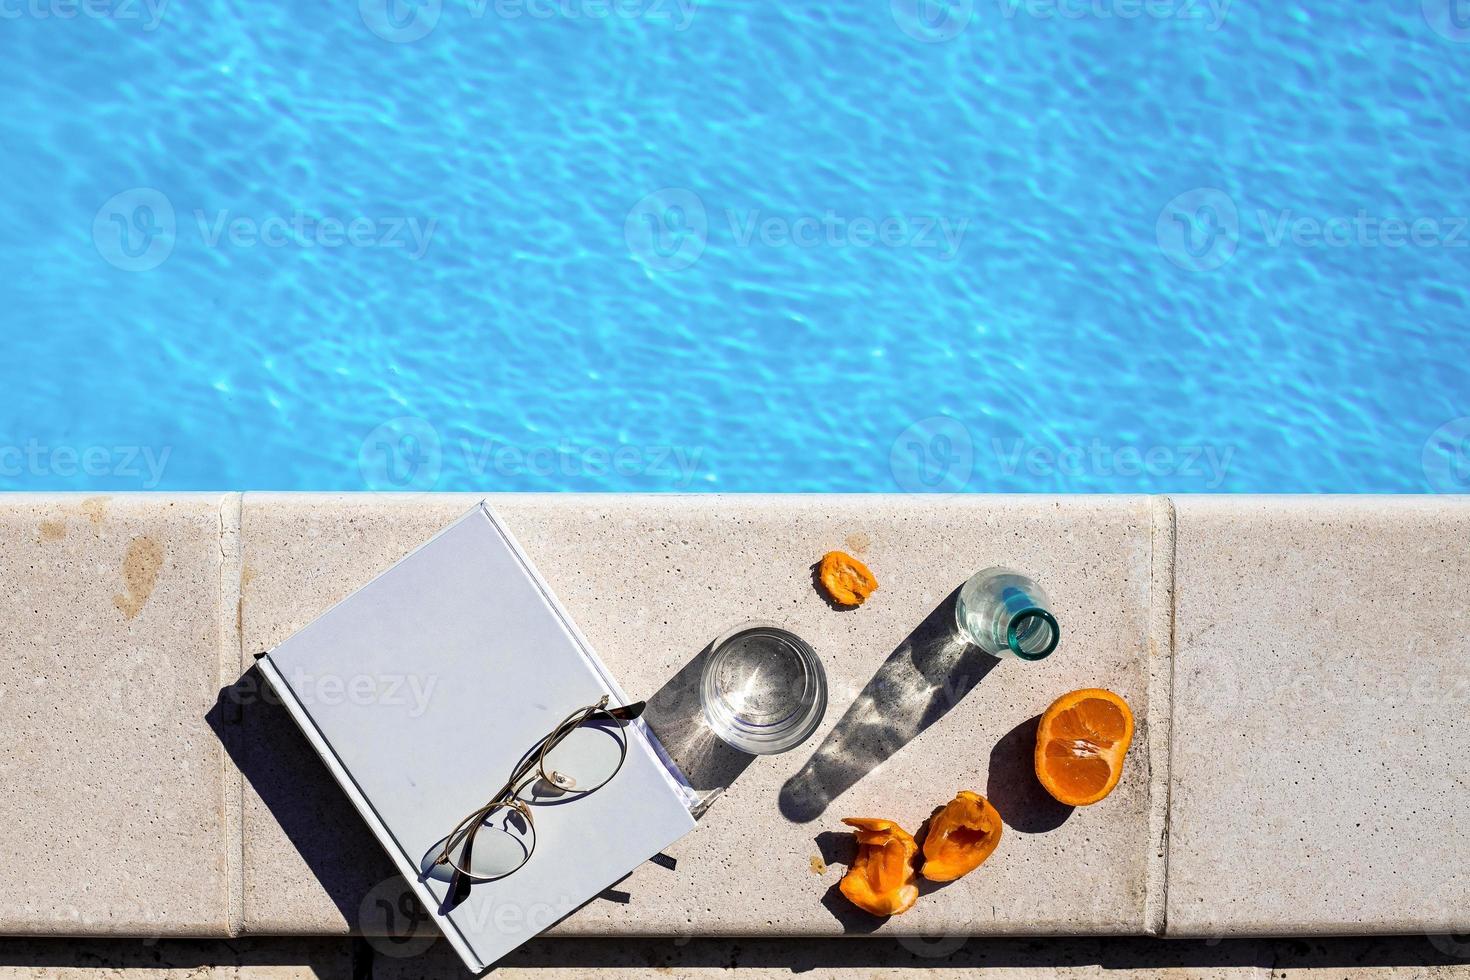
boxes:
[1,1,1467,492]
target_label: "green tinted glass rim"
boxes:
[1007,607,1059,661]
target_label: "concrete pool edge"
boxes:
[1,493,1466,941]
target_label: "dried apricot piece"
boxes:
[920,790,1003,882]
[818,550,878,607]
[838,817,919,916]
[1034,688,1134,806]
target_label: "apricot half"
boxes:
[839,817,919,916]
[818,551,878,607]
[920,790,1003,882]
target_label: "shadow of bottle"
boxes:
[777,587,1001,824]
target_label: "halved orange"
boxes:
[1034,688,1134,806]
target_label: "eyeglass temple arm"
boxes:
[607,699,645,721]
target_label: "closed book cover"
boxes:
[256,502,697,972]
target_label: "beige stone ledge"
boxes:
[1165,496,1470,937]
[235,494,1158,938]
[0,494,233,935]
[2,493,1467,944]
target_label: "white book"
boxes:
[256,502,698,972]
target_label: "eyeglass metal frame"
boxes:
[433,694,643,897]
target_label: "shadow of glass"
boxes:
[778,587,1000,825]
[986,713,1075,833]
[641,642,755,804]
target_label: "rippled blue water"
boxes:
[2,1,1468,492]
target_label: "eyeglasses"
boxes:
[432,695,644,902]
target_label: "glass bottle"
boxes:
[955,567,1059,661]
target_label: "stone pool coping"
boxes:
[0,493,1465,941]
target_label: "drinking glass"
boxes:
[700,622,826,755]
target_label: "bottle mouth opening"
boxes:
[1007,608,1059,661]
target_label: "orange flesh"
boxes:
[839,818,919,916]
[818,551,878,607]
[1035,690,1134,806]
[920,790,1002,882]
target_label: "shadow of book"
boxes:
[207,665,399,930]
[778,587,1000,824]
[641,642,755,807]
[209,666,661,933]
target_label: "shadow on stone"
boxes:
[812,831,884,934]
[209,648,742,932]
[2,936,1468,975]
[206,665,397,929]
[641,641,755,804]
[986,714,1074,834]
[778,588,1000,825]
